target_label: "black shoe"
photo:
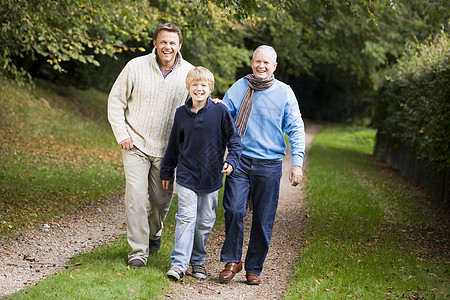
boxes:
[149,238,161,254]
[128,258,145,269]
[192,264,207,279]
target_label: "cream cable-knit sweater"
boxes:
[108,49,194,157]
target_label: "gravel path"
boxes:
[164,121,323,299]
[0,121,323,299]
[0,194,127,297]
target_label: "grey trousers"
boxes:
[122,147,173,264]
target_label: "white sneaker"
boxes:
[167,267,184,281]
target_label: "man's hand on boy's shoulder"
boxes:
[221,162,233,176]
[211,98,224,104]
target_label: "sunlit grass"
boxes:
[0,78,123,240]
[4,184,226,300]
[286,124,449,299]
[4,207,174,299]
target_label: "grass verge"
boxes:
[4,190,225,300]
[0,78,124,241]
[4,199,174,299]
[286,124,449,299]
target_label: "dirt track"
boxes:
[164,121,323,299]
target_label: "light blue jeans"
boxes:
[170,184,219,273]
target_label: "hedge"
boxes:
[372,30,449,203]
[373,30,449,173]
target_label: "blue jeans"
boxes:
[170,184,218,273]
[220,156,282,275]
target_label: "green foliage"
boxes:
[1,0,447,120]
[1,0,411,88]
[0,0,155,86]
[286,124,449,299]
[232,0,447,121]
[145,0,252,95]
[237,0,446,81]
[373,30,450,171]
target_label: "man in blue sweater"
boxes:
[161,67,242,281]
[219,45,306,285]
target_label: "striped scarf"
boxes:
[235,74,275,136]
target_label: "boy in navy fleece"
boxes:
[161,67,242,281]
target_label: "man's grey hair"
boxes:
[252,45,277,63]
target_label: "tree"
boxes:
[0,0,155,86]
[235,0,447,120]
[1,0,446,114]
[1,0,398,87]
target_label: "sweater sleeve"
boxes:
[284,87,305,167]
[223,108,242,171]
[160,110,182,180]
[107,62,134,144]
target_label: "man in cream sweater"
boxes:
[108,23,194,268]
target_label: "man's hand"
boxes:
[221,162,233,176]
[289,165,303,187]
[211,98,224,104]
[119,137,134,150]
[162,179,173,191]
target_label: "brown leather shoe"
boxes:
[219,262,242,283]
[245,272,261,285]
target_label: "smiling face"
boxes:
[189,80,211,105]
[251,50,278,80]
[153,30,182,68]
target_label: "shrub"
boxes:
[373,29,449,172]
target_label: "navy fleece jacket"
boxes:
[160,98,242,193]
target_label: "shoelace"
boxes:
[193,265,206,274]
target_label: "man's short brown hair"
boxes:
[153,23,183,44]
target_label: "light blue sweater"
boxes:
[223,77,305,167]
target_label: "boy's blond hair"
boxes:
[186,67,215,93]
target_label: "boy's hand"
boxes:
[221,162,233,175]
[162,179,173,190]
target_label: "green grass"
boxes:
[0,76,224,299]
[2,79,447,299]
[5,193,177,299]
[4,190,226,300]
[0,78,124,240]
[286,124,449,299]
[5,198,175,300]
